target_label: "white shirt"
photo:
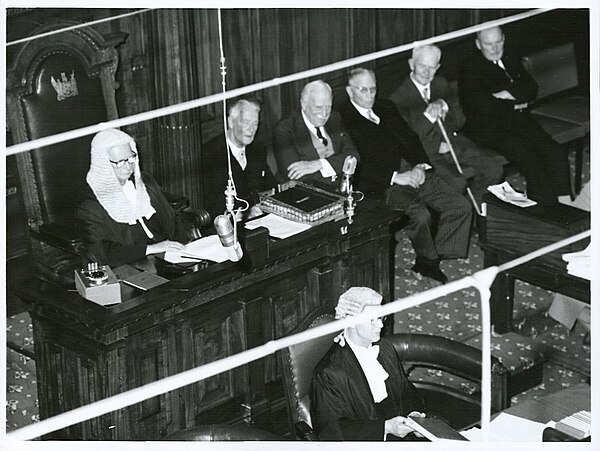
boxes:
[409,74,449,124]
[301,110,336,179]
[350,100,380,124]
[495,59,507,70]
[346,336,389,403]
[227,137,247,170]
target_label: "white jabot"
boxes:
[494,59,507,70]
[346,336,389,403]
[123,180,154,239]
[228,138,247,170]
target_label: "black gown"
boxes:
[310,337,426,441]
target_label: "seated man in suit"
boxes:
[273,80,360,187]
[340,68,472,283]
[458,26,571,204]
[311,286,426,441]
[202,98,276,221]
[389,44,503,203]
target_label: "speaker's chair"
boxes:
[279,307,509,440]
[6,22,127,283]
[6,21,209,284]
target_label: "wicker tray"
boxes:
[259,181,346,225]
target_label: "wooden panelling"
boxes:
[21,200,402,439]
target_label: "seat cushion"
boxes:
[464,332,545,397]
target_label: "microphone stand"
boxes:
[435,118,482,216]
[346,190,355,224]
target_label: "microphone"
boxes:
[224,178,236,214]
[214,214,244,262]
[339,155,357,195]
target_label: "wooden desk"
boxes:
[19,200,403,440]
[480,194,590,333]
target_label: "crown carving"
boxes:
[50,70,79,101]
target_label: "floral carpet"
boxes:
[5,148,591,434]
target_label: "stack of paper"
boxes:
[555,410,591,439]
[164,235,229,263]
[460,413,550,441]
[562,244,591,280]
[487,181,537,207]
[245,213,312,239]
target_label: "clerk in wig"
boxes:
[310,287,426,441]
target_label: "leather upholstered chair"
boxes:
[279,306,509,440]
[6,22,127,284]
[163,424,283,441]
[6,21,210,284]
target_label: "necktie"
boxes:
[367,109,380,124]
[238,149,247,170]
[495,60,513,82]
[315,126,328,147]
[422,87,430,104]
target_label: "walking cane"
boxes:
[435,118,482,216]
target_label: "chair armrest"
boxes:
[389,333,510,411]
[31,222,85,255]
[163,190,212,232]
[295,421,319,441]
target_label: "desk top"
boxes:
[19,199,403,333]
[503,383,590,424]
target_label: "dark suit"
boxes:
[201,137,275,220]
[273,110,360,186]
[340,99,472,261]
[390,75,503,201]
[459,47,571,202]
[311,338,426,441]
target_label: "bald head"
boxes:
[301,80,333,127]
[409,45,442,86]
[476,26,505,62]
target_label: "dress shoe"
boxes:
[412,258,448,284]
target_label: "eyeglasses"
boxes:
[370,315,388,325]
[350,85,377,94]
[110,153,138,168]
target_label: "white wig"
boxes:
[86,128,155,224]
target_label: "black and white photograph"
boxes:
[2,1,596,450]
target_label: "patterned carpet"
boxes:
[5,149,591,434]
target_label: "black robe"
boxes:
[77,173,192,266]
[310,337,426,441]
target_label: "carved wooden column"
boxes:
[147,9,203,210]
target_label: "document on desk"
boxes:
[487,181,537,207]
[562,244,591,280]
[460,412,551,441]
[245,213,312,239]
[164,235,229,263]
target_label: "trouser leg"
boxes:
[385,186,438,260]
[416,174,473,259]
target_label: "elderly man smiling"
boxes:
[273,80,359,187]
